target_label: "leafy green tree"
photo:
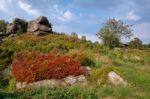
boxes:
[0,20,8,33]
[96,18,133,49]
[129,37,143,49]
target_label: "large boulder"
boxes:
[27,16,52,35]
[6,18,27,34]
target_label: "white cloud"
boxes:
[0,0,12,12]
[126,11,141,21]
[78,33,99,42]
[122,22,150,44]
[63,10,76,21]
[18,1,41,17]
[133,22,150,42]
[53,4,76,22]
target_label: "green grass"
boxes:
[113,62,150,98]
[0,85,97,99]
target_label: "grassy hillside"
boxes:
[0,33,150,99]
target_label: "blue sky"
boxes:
[0,0,150,44]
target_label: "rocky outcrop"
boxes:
[6,16,52,36]
[6,18,27,34]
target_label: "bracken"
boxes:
[12,52,83,83]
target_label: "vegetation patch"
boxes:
[12,52,83,83]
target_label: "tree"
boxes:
[129,37,143,49]
[96,18,133,49]
[0,20,8,33]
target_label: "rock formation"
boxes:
[6,16,52,36]
[6,18,27,34]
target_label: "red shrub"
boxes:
[12,52,83,83]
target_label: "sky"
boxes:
[0,0,150,44]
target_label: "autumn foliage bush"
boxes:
[12,52,83,83]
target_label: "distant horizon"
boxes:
[0,0,150,44]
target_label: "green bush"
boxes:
[90,66,113,83]
[16,28,23,35]
[78,55,95,67]
[67,50,96,67]
[8,77,16,92]
[99,47,109,55]
[112,60,124,66]
[0,48,14,70]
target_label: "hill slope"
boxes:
[0,33,150,99]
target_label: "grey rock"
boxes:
[82,66,91,76]
[77,75,87,83]
[27,16,52,33]
[64,76,77,85]
[8,34,17,38]
[16,75,88,89]
[16,79,67,89]
[6,16,52,36]
[130,56,141,61]
[6,18,27,34]
[108,71,127,86]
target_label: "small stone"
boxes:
[82,66,91,76]
[8,34,17,38]
[131,56,141,61]
[16,82,22,89]
[64,76,77,85]
[86,66,91,71]
[16,82,27,89]
[77,75,87,83]
[108,71,127,86]
[16,79,68,89]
